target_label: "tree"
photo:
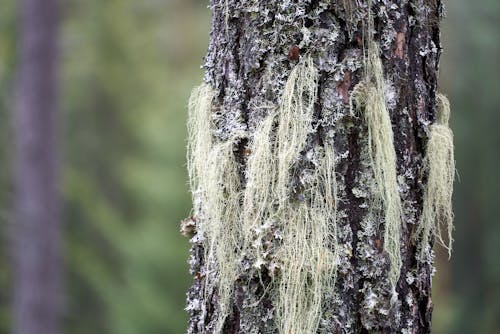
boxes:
[12,0,62,333]
[184,0,454,333]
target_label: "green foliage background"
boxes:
[0,0,499,333]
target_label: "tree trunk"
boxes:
[12,0,61,333]
[186,1,444,333]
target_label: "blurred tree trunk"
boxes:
[186,1,443,333]
[12,0,61,333]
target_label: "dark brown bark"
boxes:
[12,0,61,333]
[186,1,443,333]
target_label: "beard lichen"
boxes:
[187,57,340,334]
[276,144,338,334]
[275,56,318,207]
[187,83,244,332]
[202,139,243,334]
[242,112,276,268]
[273,57,338,333]
[352,42,404,287]
[416,94,455,260]
[187,83,216,197]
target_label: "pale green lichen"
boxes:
[274,58,338,334]
[242,113,276,266]
[276,144,338,334]
[275,56,318,207]
[352,43,403,287]
[416,94,455,260]
[187,83,243,332]
[187,83,216,197]
[202,139,243,334]
[188,58,340,334]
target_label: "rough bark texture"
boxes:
[12,0,61,333]
[186,0,443,333]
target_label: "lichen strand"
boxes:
[202,139,244,334]
[187,58,340,334]
[275,56,318,207]
[187,83,216,199]
[353,42,404,288]
[416,94,454,260]
[242,113,276,267]
[377,1,444,332]
[187,82,246,333]
[276,143,338,334]
[186,0,444,333]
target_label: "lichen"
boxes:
[276,144,338,334]
[188,58,340,334]
[275,56,318,206]
[352,42,404,287]
[242,112,276,267]
[187,83,216,200]
[243,57,339,334]
[416,94,454,260]
[187,83,245,332]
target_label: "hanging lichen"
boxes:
[271,57,338,334]
[242,113,276,267]
[187,58,339,334]
[187,84,243,332]
[275,56,318,206]
[202,139,243,334]
[416,94,455,260]
[352,42,403,287]
[187,83,216,199]
[276,144,338,334]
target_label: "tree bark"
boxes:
[12,0,61,333]
[186,1,443,333]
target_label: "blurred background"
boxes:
[0,0,498,333]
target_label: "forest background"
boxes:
[0,0,499,333]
